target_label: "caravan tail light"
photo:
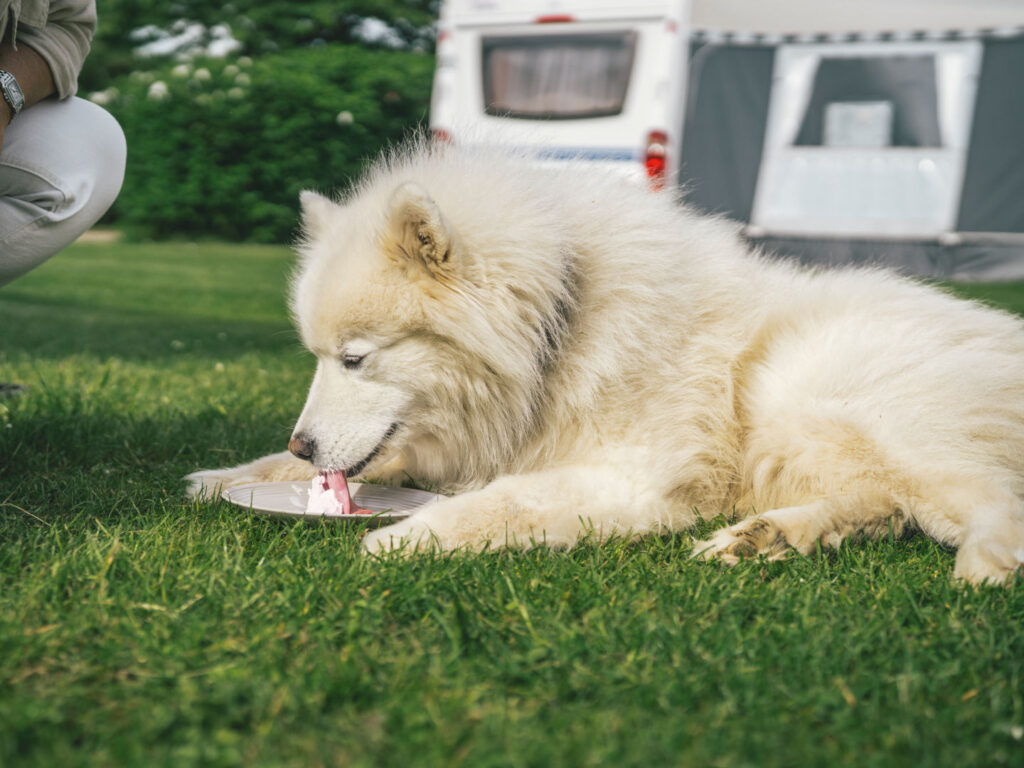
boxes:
[535,14,575,23]
[431,127,453,144]
[644,130,668,190]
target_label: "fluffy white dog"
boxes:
[188,140,1024,585]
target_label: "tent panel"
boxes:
[957,39,1024,234]
[678,43,774,222]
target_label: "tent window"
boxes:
[750,40,982,238]
[794,56,942,147]
[481,32,636,120]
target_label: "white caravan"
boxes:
[430,0,691,187]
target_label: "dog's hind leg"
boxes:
[693,480,1024,585]
[954,518,1024,585]
[692,409,921,568]
[935,487,1024,585]
[691,489,913,565]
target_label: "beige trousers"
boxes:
[0,97,126,288]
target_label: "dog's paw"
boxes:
[363,516,440,556]
[691,516,792,564]
[183,464,283,501]
[690,528,750,565]
[954,536,1024,586]
[185,468,234,501]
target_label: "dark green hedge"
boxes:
[103,45,434,242]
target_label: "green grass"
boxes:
[1,243,1023,767]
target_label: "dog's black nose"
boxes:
[288,432,316,462]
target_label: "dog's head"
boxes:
[286,148,577,488]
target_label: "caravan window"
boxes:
[481,32,636,119]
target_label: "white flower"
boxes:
[195,93,213,106]
[147,81,170,101]
[223,64,239,77]
[171,63,191,78]
[89,90,111,105]
[193,67,212,81]
[208,38,242,58]
[352,17,405,49]
[234,72,251,86]
[207,24,243,57]
[336,110,354,125]
[238,56,253,67]
[227,87,245,100]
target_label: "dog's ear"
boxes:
[299,190,338,235]
[386,182,453,273]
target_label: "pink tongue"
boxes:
[322,470,371,515]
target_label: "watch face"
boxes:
[0,71,24,113]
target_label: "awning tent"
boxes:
[679,27,1024,279]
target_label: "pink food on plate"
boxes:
[307,471,373,515]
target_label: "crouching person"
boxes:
[0,0,126,288]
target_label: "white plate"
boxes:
[222,481,443,525]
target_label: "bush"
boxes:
[80,1,439,92]
[103,45,434,242]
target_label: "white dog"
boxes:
[188,140,1024,585]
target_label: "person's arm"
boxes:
[0,42,56,152]
[0,42,57,135]
[16,0,96,99]
[0,0,96,151]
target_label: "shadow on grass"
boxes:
[0,292,298,362]
[0,397,296,526]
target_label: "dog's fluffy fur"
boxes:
[188,140,1024,584]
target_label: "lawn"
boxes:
[1,242,1022,767]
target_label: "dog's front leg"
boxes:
[185,451,317,500]
[363,464,688,554]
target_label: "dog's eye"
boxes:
[342,354,365,370]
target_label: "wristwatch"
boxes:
[0,69,25,119]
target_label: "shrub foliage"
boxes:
[104,46,434,242]
[82,2,438,242]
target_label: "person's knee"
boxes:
[5,98,127,221]
[0,100,128,286]
[67,99,127,218]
